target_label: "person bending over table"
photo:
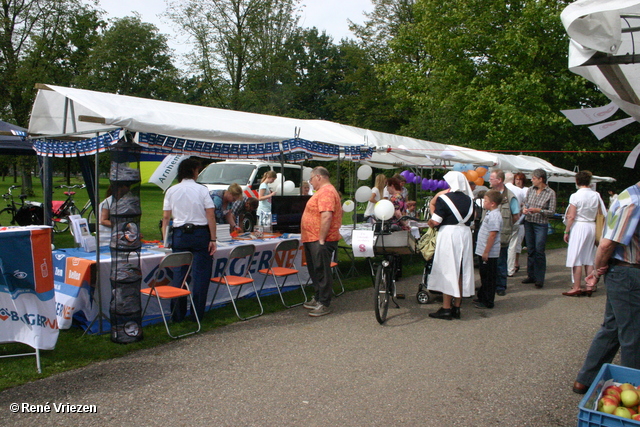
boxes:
[210,183,243,230]
[230,196,259,232]
[162,158,217,322]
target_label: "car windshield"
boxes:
[197,164,255,186]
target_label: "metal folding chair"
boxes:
[210,244,263,320]
[140,252,201,339]
[257,238,307,308]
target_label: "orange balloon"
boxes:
[474,177,484,186]
[476,167,487,176]
[466,170,479,181]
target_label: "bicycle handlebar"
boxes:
[56,184,85,189]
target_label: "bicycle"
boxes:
[370,216,418,324]
[0,185,44,227]
[51,184,89,233]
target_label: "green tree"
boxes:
[0,0,103,194]
[167,0,301,110]
[378,0,624,174]
[73,15,184,101]
[0,0,103,126]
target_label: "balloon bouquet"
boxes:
[344,163,489,224]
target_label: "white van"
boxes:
[197,160,311,197]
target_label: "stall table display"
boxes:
[52,235,308,333]
[0,226,58,372]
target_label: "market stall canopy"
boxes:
[27,84,501,166]
[561,1,640,124]
[28,84,372,161]
[0,120,35,155]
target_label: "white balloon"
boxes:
[342,200,355,212]
[283,180,295,193]
[357,165,373,180]
[355,186,372,203]
[374,199,395,221]
[302,168,311,181]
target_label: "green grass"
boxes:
[0,177,566,391]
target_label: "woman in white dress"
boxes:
[562,171,606,296]
[426,171,475,320]
[364,174,386,223]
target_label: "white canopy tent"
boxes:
[561,0,640,122]
[28,84,504,167]
[561,0,640,169]
[27,84,613,182]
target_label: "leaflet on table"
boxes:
[69,215,96,252]
[351,230,375,258]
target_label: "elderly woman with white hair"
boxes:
[426,171,476,320]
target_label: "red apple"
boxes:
[600,396,619,414]
[620,383,636,392]
[632,414,640,422]
[628,407,638,416]
[621,389,640,407]
[607,385,623,394]
[604,386,622,401]
[614,406,632,419]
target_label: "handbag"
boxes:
[417,226,438,261]
[594,194,607,246]
[595,212,605,246]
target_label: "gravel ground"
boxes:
[0,247,612,426]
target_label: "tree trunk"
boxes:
[20,165,34,197]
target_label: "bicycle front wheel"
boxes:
[0,207,16,227]
[374,264,391,324]
[53,205,80,233]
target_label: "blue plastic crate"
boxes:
[578,364,640,427]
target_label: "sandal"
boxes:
[583,285,597,297]
[562,289,583,297]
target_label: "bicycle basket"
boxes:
[416,227,438,261]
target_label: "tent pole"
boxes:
[82,137,108,336]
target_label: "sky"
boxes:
[89,0,375,67]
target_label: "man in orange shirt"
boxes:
[301,166,343,317]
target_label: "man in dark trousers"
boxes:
[301,166,342,317]
[573,181,640,394]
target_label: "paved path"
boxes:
[0,248,611,426]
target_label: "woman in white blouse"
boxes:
[562,171,606,296]
[364,174,387,223]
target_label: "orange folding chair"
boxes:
[210,244,263,320]
[257,238,307,308]
[140,252,201,339]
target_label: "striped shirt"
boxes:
[524,185,556,224]
[604,183,640,264]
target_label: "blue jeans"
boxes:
[576,264,640,386]
[496,246,508,292]
[171,228,212,321]
[524,221,548,284]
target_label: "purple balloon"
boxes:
[401,170,410,178]
[441,180,450,189]
[413,175,421,184]
[421,178,429,190]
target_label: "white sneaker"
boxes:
[303,297,319,310]
[308,304,332,317]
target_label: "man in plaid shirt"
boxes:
[521,169,556,288]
